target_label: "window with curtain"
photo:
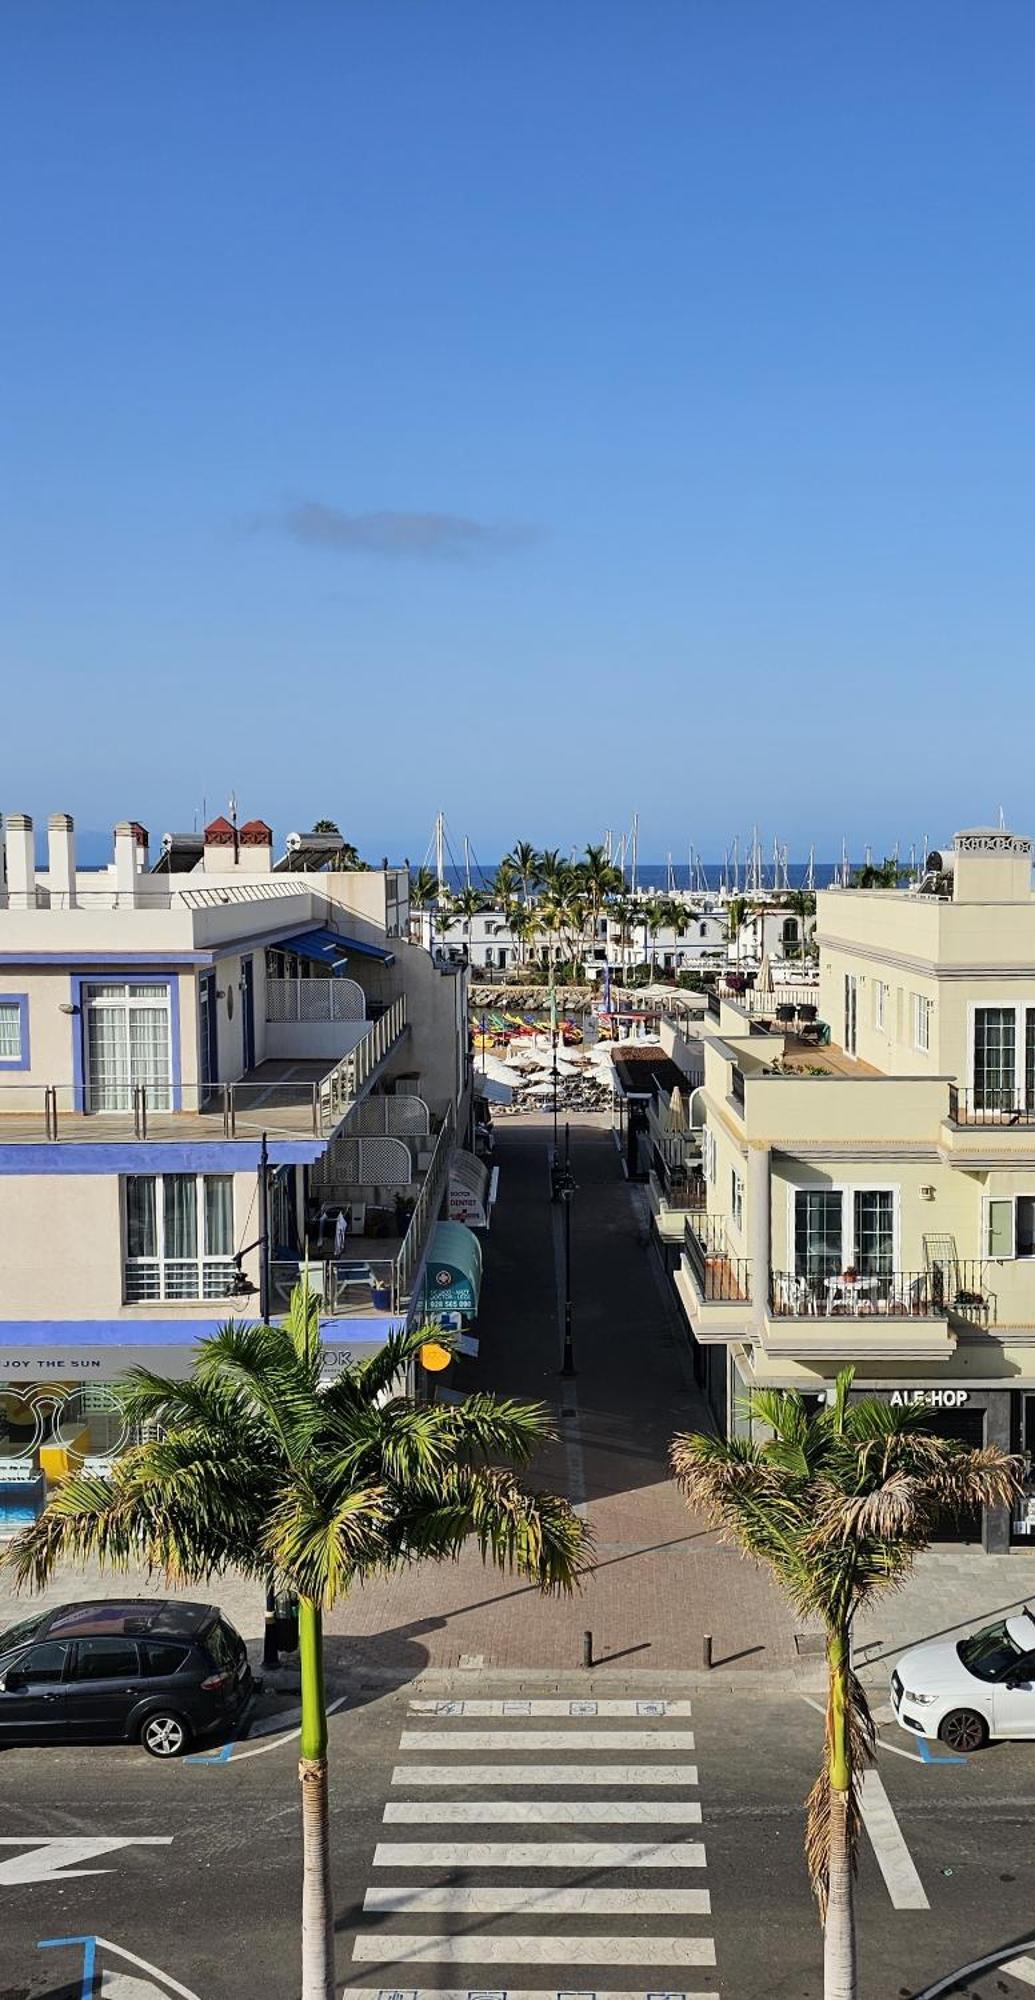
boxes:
[84,984,171,1112]
[0,1001,23,1061]
[853,1190,894,1276]
[1026,1009,1035,1112]
[973,1006,1016,1113]
[124,1174,234,1299]
[794,1190,843,1282]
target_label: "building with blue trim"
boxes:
[0,812,471,1484]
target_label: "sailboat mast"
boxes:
[631,812,639,897]
[464,836,472,891]
[435,811,446,896]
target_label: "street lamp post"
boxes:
[256,1133,281,1673]
[559,1122,576,1376]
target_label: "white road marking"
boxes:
[391,1762,700,1786]
[858,1769,929,1911]
[799,1692,923,1764]
[363,1886,713,1914]
[0,1838,172,1886]
[193,1692,350,1763]
[342,1991,719,2000]
[1003,1957,1035,1988]
[398,1730,695,1751]
[383,1801,703,1824]
[352,1934,717,1966]
[45,1939,201,2000]
[372,1841,707,1869]
[408,1700,693,1716]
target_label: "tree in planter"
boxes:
[4,1291,589,2000]
[671,1372,1019,2000]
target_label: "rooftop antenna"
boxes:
[228,791,240,865]
[999,804,1006,829]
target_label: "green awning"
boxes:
[424,1221,483,1317]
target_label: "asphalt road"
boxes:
[4,1674,1035,2000]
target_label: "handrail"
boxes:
[394,1102,455,1308]
[317,995,407,1135]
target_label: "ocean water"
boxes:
[443,862,847,893]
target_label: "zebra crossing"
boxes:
[343,1694,718,2000]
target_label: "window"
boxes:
[71,1638,140,1681]
[843,975,858,1055]
[974,1006,1016,1112]
[0,996,27,1068]
[794,1190,844,1282]
[143,1642,190,1677]
[11,1642,69,1686]
[84,983,171,1112]
[731,1170,744,1233]
[794,1187,896,1281]
[702,1129,716,1184]
[124,1173,235,1300]
[913,993,932,1053]
[873,982,887,1033]
[983,1194,1035,1260]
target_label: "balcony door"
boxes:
[843,975,858,1056]
[974,1006,1016,1114]
[794,1187,896,1286]
[84,983,171,1114]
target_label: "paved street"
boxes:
[3,1671,1035,2000]
[4,1115,1035,1998]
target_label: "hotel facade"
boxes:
[0,813,473,1511]
[660,830,1035,1554]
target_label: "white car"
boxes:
[891,1609,1035,1752]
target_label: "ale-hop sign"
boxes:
[888,1388,969,1408]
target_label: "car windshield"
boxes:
[958,1620,1024,1682]
[0,1613,44,1652]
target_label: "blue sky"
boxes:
[3,2,1034,865]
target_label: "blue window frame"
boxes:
[0,994,30,1071]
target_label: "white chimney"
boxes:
[113,822,139,906]
[47,812,77,908]
[5,813,36,909]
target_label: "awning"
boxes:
[277,926,396,970]
[448,1149,499,1230]
[421,1221,483,1319]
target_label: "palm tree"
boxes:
[409,864,439,910]
[726,893,748,967]
[505,841,541,904]
[493,857,518,905]
[507,904,538,970]
[578,845,623,934]
[4,1292,588,2000]
[671,1371,1020,2000]
[852,857,906,889]
[454,885,484,923]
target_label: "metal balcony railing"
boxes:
[0,998,408,1142]
[684,1214,751,1303]
[265,976,367,1023]
[395,1102,455,1308]
[730,1066,746,1108]
[769,1266,996,1325]
[948,1086,1035,1128]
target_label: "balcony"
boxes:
[0,997,408,1145]
[948,1087,1035,1129]
[681,1212,750,1298]
[762,1266,992,1360]
[269,1103,455,1319]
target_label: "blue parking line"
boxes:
[38,1934,96,2000]
[184,1737,237,1766]
[917,1735,966,1766]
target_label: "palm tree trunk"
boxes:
[298,1596,334,2000]
[823,1629,857,2000]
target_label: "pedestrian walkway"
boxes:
[343,1691,718,1999]
[316,1113,801,1674]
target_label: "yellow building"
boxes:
[666,829,1035,1555]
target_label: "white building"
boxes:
[0,813,471,1496]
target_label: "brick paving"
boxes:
[317,1113,801,1675]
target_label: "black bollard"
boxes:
[582,1629,593,1669]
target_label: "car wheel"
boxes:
[141,1712,192,1759]
[938,1707,988,1754]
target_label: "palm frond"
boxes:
[261,1483,391,1603]
[396,1467,591,1594]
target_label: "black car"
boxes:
[0,1599,253,1757]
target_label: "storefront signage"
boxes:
[889,1388,969,1408]
[0,1458,38,1482]
[956,833,1031,858]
